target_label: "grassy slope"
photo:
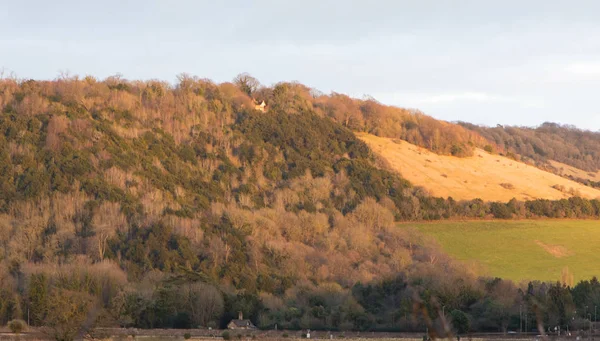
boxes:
[359,133,600,201]
[408,220,600,282]
[550,160,600,182]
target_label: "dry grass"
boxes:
[359,133,600,201]
[549,160,600,181]
[533,240,572,258]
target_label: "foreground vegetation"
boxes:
[2,74,600,340]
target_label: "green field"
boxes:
[408,220,600,283]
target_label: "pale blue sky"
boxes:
[2,1,600,129]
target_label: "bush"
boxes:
[42,289,96,341]
[490,202,513,219]
[450,309,470,334]
[282,333,289,338]
[8,319,27,334]
[184,333,192,340]
[499,182,515,190]
[222,331,231,340]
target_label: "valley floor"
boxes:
[407,219,600,283]
[0,328,559,341]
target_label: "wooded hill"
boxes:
[0,74,599,335]
[460,121,600,173]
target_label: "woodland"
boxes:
[0,73,599,339]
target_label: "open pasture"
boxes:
[410,220,600,282]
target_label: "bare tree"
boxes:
[182,283,224,328]
[43,288,98,341]
[95,224,111,261]
[233,73,260,97]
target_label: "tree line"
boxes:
[4,259,600,338]
[460,122,600,172]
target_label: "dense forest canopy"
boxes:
[0,74,599,338]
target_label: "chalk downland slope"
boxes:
[360,133,600,202]
[549,160,600,182]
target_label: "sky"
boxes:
[2,0,600,129]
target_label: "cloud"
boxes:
[409,92,509,104]
[564,62,600,76]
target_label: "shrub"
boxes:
[42,289,95,341]
[184,333,192,340]
[490,202,513,219]
[569,187,582,197]
[282,333,289,338]
[450,144,468,157]
[499,183,515,190]
[236,333,242,339]
[222,331,231,340]
[8,319,27,334]
[450,309,470,334]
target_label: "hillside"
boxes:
[0,76,493,332]
[2,75,600,334]
[360,133,600,202]
[460,122,600,172]
[550,160,600,181]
